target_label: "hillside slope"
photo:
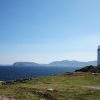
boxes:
[75,65,100,73]
[0,73,100,100]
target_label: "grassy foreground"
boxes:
[0,72,100,100]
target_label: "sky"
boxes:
[0,0,100,64]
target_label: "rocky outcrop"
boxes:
[75,65,100,73]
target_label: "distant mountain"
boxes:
[13,62,40,66]
[0,64,11,66]
[12,60,97,67]
[48,60,97,67]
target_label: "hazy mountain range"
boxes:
[13,60,97,68]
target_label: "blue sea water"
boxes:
[0,66,78,81]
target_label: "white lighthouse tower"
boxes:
[97,45,100,66]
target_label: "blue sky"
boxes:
[0,0,100,64]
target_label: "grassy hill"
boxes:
[0,72,100,100]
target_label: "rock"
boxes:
[47,88,57,92]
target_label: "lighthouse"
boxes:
[97,45,100,66]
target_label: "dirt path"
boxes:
[81,85,100,90]
[0,96,15,100]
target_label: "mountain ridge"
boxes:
[12,60,97,67]
[13,62,40,66]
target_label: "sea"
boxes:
[0,66,79,81]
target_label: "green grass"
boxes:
[0,73,100,100]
